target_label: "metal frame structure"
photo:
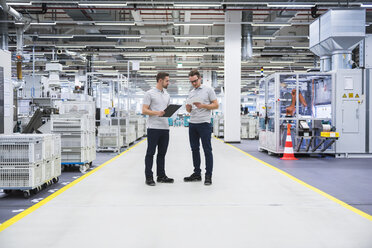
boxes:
[258,72,335,155]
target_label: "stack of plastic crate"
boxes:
[241,116,249,139]
[130,116,146,140]
[240,116,259,139]
[123,124,136,146]
[0,133,61,197]
[52,101,96,172]
[51,113,95,172]
[97,125,124,151]
[213,115,224,138]
[111,117,136,147]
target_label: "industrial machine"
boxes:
[258,8,372,158]
[0,49,12,135]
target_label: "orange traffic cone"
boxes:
[281,123,298,160]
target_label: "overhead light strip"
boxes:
[55,45,86,48]
[7,2,33,5]
[174,23,214,26]
[174,36,209,39]
[25,22,57,26]
[266,3,315,7]
[95,22,135,26]
[38,35,74,39]
[175,46,206,49]
[116,46,146,49]
[78,2,127,7]
[253,36,276,40]
[173,3,221,7]
[107,35,141,39]
[252,23,291,27]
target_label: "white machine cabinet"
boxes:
[258,70,371,158]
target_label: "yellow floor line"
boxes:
[214,137,372,222]
[0,138,147,233]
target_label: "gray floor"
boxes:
[0,127,371,248]
[0,145,123,224]
[233,140,372,215]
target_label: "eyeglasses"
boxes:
[190,79,198,84]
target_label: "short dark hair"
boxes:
[188,69,200,78]
[156,72,169,82]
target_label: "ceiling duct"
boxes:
[310,8,366,71]
[310,18,331,72]
[241,11,253,61]
[172,11,180,36]
[0,10,7,50]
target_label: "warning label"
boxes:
[349,93,354,98]
[342,94,347,98]
[355,94,360,98]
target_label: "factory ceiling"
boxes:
[2,0,372,95]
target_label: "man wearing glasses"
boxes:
[184,69,219,185]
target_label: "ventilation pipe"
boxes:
[172,11,180,36]
[0,0,31,85]
[241,11,253,61]
[0,10,7,50]
[0,0,23,21]
[310,8,365,71]
[64,49,87,62]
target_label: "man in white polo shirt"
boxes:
[142,72,174,186]
[184,69,219,185]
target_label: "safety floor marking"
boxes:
[0,139,147,232]
[214,137,372,222]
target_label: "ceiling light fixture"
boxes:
[174,36,209,39]
[107,35,141,39]
[253,36,276,40]
[173,3,221,7]
[292,46,309,49]
[174,23,214,26]
[116,45,146,48]
[175,46,206,49]
[92,65,113,68]
[270,60,295,64]
[30,22,57,25]
[266,3,315,7]
[95,22,135,26]
[55,45,86,48]
[38,35,74,39]
[79,2,127,7]
[7,2,33,5]
[252,23,291,27]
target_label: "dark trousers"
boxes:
[145,128,169,179]
[188,122,213,176]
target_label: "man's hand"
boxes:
[193,102,204,109]
[157,110,165,117]
[186,104,192,112]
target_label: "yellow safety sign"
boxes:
[342,94,347,98]
[104,108,110,115]
[321,132,340,138]
[355,94,359,98]
[348,93,354,98]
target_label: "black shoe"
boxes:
[204,175,212,186]
[145,178,156,186]
[157,176,174,183]
[184,173,202,182]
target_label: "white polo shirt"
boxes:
[187,84,217,124]
[143,87,170,130]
